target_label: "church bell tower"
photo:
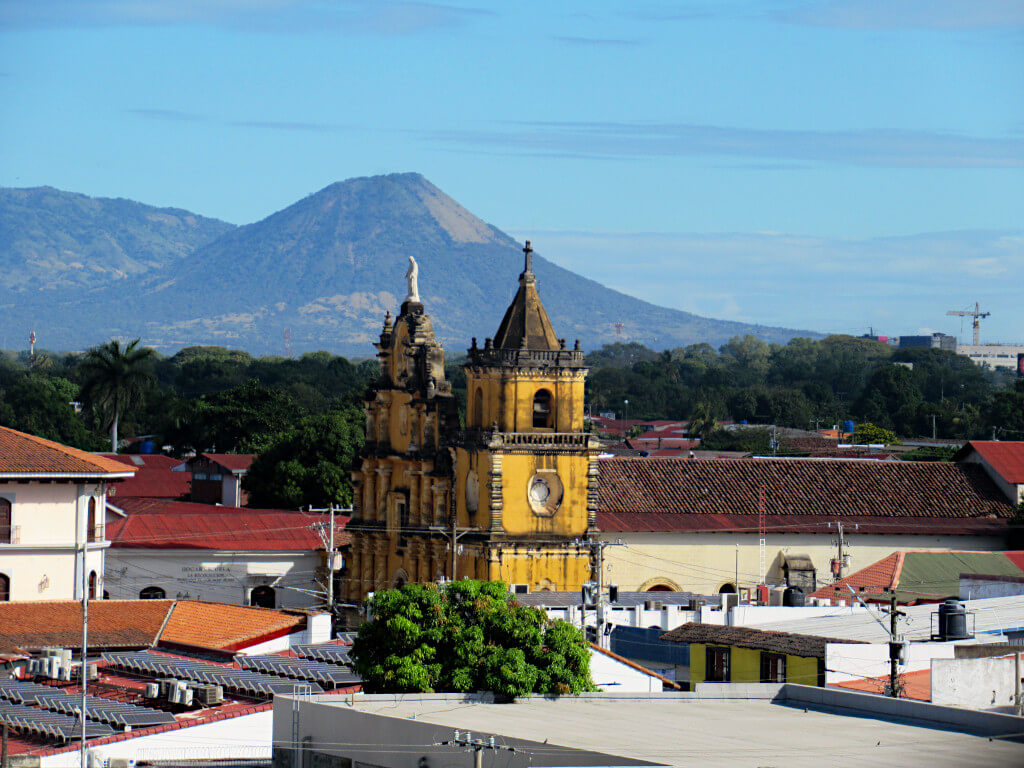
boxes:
[453,241,598,591]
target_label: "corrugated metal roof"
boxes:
[749,595,1024,643]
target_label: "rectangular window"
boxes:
[193,473,207,480]
[705,646,730,682]
[208,473,222,481]
[760,652,786,683]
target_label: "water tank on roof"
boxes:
[783,587,805,607]
[140,439,155,454]
[843,420,855,434]
[937,598,970,641]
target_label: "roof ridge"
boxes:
[890,551,906,591]
[0,425,134,475]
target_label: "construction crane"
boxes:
[947,302,990,346]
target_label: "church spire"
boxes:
[489,239,560,352]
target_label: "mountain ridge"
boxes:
[0,174,820,355]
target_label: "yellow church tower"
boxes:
[453,241,598,592]
[343,257,460,601]
[345,244,598,602]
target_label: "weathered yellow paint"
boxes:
[346,255,599,602]
[688,643,821,686]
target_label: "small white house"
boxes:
[0,426,133,601]
[105,497,347,609]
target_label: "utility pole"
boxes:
[828,521,857,580]
[1011,651,1019,720]
[587,538,624,648]
[429,523,478,583]
[927,414,938,440]
[79,499,90,768]
[437,730,517,768]
[309,506,353,614]
[888,592,906,698]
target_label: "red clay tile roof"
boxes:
[102,454,191,499]
[0,599,311,655]
[0,599,172,654]
[660,622,864,658]
[956,441,1024,483]
[200,453,254,473]
[597,457,1014,525]
[833,668,931,701]
[0,426,135,477]
[159,600,305,651]
[810,552,903,603]
[107,498,348,550]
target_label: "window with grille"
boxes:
[705,646,731,682]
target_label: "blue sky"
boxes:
[2,1,1022,343]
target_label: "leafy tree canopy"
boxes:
[243,406,364,509]
[351,580,596,697]
[852,422,899,445]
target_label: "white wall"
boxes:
[600,531,1006,594]
[960,578,1024,600]
[49,710,274,767]
[826,641,961,685]
[0,481,106,601]
[931,654,1024,713]
[589,650,663,693]
[105,549,322,608]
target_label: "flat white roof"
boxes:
[301,691,1024,768]
[750,595,1024,643]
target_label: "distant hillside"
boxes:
[0,186,235,292]
[0,174,819,355]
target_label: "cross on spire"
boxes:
[523,240,533,273]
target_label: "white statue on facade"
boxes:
[406,256,420,302]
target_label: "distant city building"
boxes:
[955,343,1024,371]
[176,452,254,505]
[897,332,957,352]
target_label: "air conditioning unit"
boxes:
[169,681,185,704]
[28,659,41,676]
[158,679,175,698]
[106,758,136,768]
[644,600,664,611]
[144,683,160,699]
[190,683,224,707]
[181,686,194,707]
[46,656,61,679]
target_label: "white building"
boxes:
[105,497,347,609]
[0,426,133,602]
[956,344,1024,371]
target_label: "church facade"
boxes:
[343,245,599,601]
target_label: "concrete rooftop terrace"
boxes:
[277,687,1024,768]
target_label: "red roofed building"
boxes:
[178,453,255,506]
[593,456,1015,595]
[0,426,134,602]
[954,441,1024,505]
[104,498,348,610]
[101,453,191,500]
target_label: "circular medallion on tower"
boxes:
[466,470,479,513]
[527,471,563,517]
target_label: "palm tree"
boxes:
[688,399,719,442]
[79,339,156,452]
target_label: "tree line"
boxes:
[1,334,1021,508]
[585,336,1023,441]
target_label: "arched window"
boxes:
[87,497,97,542]
[139,586,166,599]
[0,573,9,601]
[532,389,553,429]
[88,571,97,599]
[0,499,10,544]
[250,585,275,608]
[474,388,484,426]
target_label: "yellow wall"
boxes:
[688,643,820,686]
[465,370,586,432]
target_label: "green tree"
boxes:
[78,339,156,452]
[351,580,596,697]
[688,399,720,440]
[242,406,364,509]
[0,375,104,450]
[852,422,898,445]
